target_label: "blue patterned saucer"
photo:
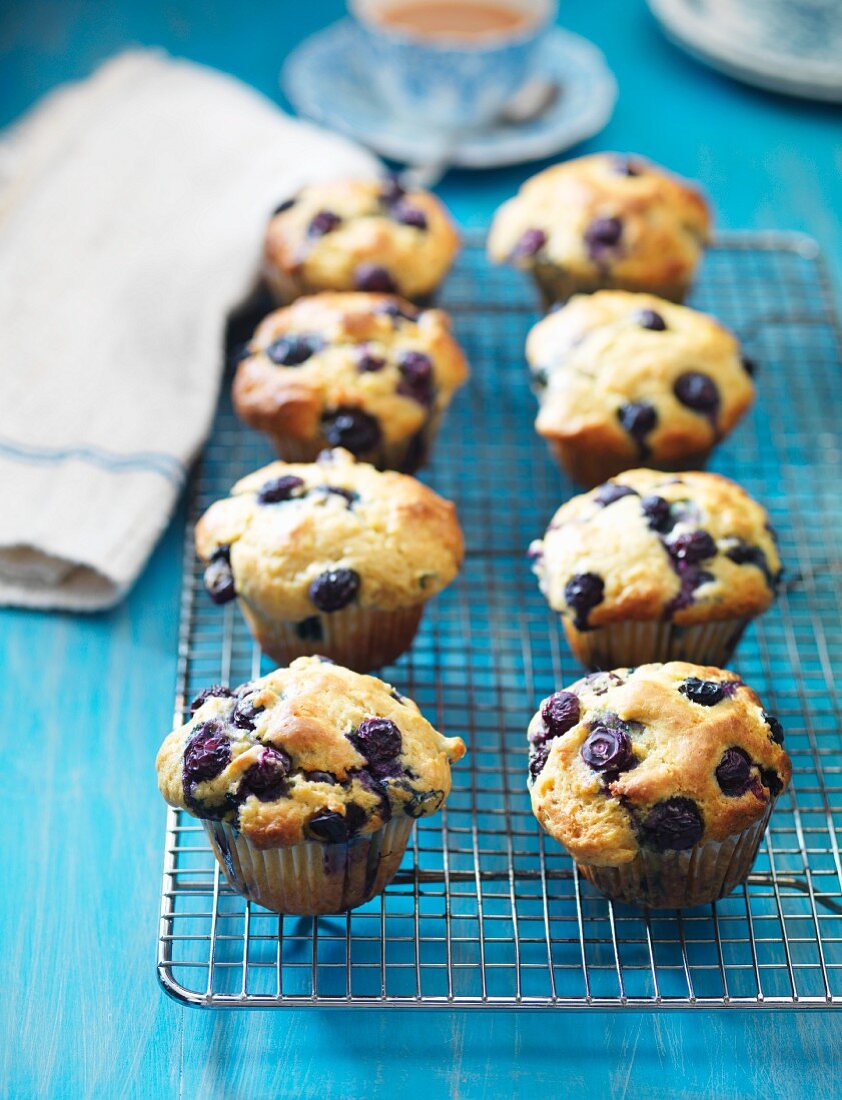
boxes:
[281,21,617,169]
[648,0,842,102]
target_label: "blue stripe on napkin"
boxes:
[0,437,187,487]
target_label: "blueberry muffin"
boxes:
[196,448,463,672]
[263,177,460,303]
[232,291,469,473]
[529,469,781,669]
[488,153,711,306]
[526,291,755,486]
[156,657,466,914]
[528,662,791,908]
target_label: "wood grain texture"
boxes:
[1,1,840,1097]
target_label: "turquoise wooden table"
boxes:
[3,2,841,1096]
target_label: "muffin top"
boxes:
[156,657,466,848]
[195,448,464,618]
[530,469,781,629]
[487,153,710,290]
[526,291,755,463]
[528,661,791,866]
[232,292,469,450]
[264,177,460,298]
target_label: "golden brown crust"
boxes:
[488,152,710,296]
[530,468,781,628]
[195,447,464,621]
[156,657,466,848]
[231,292,469,453]
[528,662,791,866]
[526,291,754,481]
[264,178,460,299]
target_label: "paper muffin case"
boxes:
[531,262,692,310]
[239,600,424,673]
[265,409,445,475]
[577,802,774,909]
[544,437,712,490]
[563,616,750,671]
[205,815,415,915]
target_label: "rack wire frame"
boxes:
[158,230,842,1010]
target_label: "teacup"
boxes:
[349,0,558,132]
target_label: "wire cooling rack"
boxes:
[158,230,842,1009]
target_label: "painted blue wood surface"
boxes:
[2,2,841,1097]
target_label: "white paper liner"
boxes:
[578,802,774,909]
[239,601,424,672]
[205,815,415,915]
[564,616,750,670]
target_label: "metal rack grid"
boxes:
[158,230,842,1009]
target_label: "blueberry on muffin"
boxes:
[530,469,782,669]
[157,656,466,914]
[528,661,791,908]
[264,177,460,302]
[488,153,711,305]
[232,291,469,473]
[525,291,754,486]
[195,448,464,672]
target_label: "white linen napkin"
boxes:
[0,50,378,610]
